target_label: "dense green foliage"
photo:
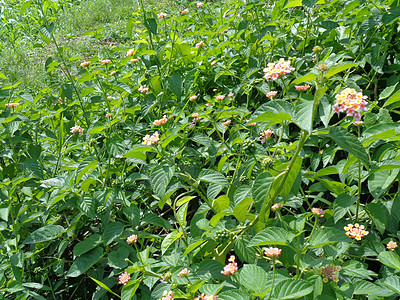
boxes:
[2,0,400,299]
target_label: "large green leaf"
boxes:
[380,276,400,295]
[378,251,400,270]
[103,222,124,245]
[167,73,182,99]
[66,248,103,277]
[24,225,65,244]
[333,193,357,223]
[198,169,229,188]
[234,236,257,263]
[248,227,294,247]
[368,168,399,199]
[239,264,268,294]
[252,172,274,211]
[150,165,175,199]
[161,231,183,254]
[273,279,313,299]
[308,227,351,248]
[248,111,291,126]
[323,127,369,167]
[217,290,250,300]
[73,234,102,257]
[294,95,314,133]
[325,63,358,79]
[365,202,387,234]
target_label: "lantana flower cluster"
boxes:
[260,129,273,143]
[194,295,218,300]
[153,115,168,126]
[142,131,160,146]
[332,88,368,121]
[263,58,295,81]
[344,223,369,241]
[317,265,341,283]
[264,247,282,258]
[221,255,238,276]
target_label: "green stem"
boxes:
[268,258,276,300]
[355,126,362,223]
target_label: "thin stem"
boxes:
[268,258,276,300]
[355,126,362,223]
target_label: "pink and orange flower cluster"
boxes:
[332,88,368,121]
[263,58,295,81]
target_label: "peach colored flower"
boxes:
[263,58,295,81]
[5,103,19,108]
[100,59,111,65]
[266,91,278,99]
[264,247,282,258]
[189,95,198,101]
[312,207,325,218]
[130,58,139,63]
[139,85,149,94]
[80,61,91,67]
[248,122,257,126]
[110,71,117,76]
[260,129,273,143]
[153,115,168,126]
[353,120,364,126]
[221,255,238,276]
[126,234,138,243]
[215,95,225,101]
[196,41,204,48]
[142,131,159,146]
[211,61,217,66]
[317,265,341,283]
[178,268,190,277]
[118,272,130,285]
[191,113,199,118]
[332,88,368,121]
[181,8,189,14]
[105,113,113,118]
[271,203,283,211]
[158,12,167,18]
[228,93,234,97]
[161,291,174,300]
[221,28,229,34]
[126,49,135,56]
[195,295,218,300]
[387,241,398,251]
[344,223,369,241]
[70,125,84,134]
[197,2,204,7]
[295,84,310,91]
[223,119,231,126]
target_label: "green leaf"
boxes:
[150,165,174,199]
[248,111,291,126]
[383,88,400,108]
[325,63,358,79]
[324,127,369,167]
[295,95,314,133]
[273,279,313,299]
[252,172,274,211]
[308,227,351,248]
[233,198,253,223]
[22,158,43,179]
[66,248,103,277]
[108,247,129,269]
[333,194,357,223]
[380,276,400,295]
[368,168,399,199]
[167,73,182,99]
[284,0,302,9]
[103,222,124,245]
[24,225,65,244]
[73,234,102,257]
[217,290,250,300]
[79,196,96,218]
[239,264,268,294]
[252,100,294,121]
[248,227,294,247]
[144,18,157,35]
[365,203,387,234]
[143,213,173,230]
[212,195,230,213]
[90,277,120,298]
[176,202,189,227]
[106,136,126,157]
[123,205,141,227]
[198,169,229,188]
[290,73,317,86]
[161,230,183,254]
[122,279,140,300]
[234,236,257,263]
[378,251,400,270]
[379,83,398,100]
[353,280,382,295]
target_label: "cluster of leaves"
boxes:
[2,0,400,299]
